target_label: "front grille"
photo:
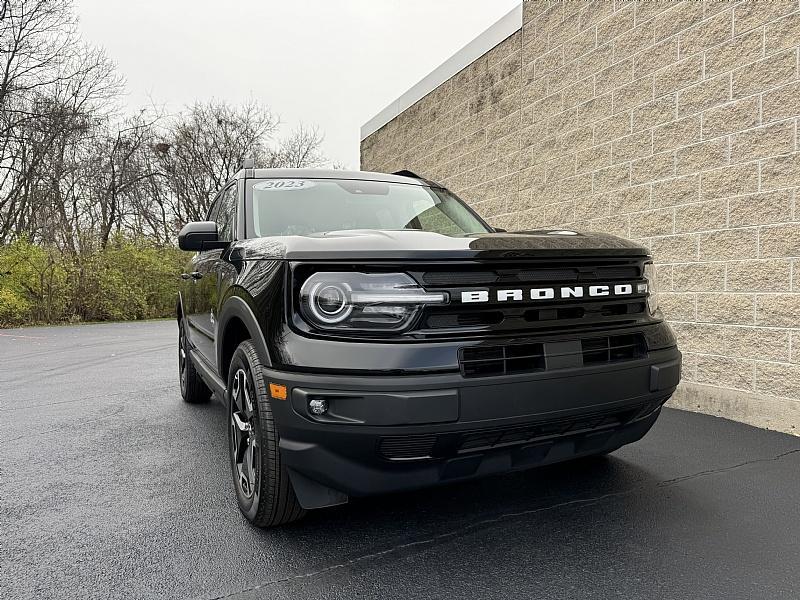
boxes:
[426,311,505,329]
[410,259,650,337]
[423,300,648,335]
[377,404,650,461]
[459,333,646,378]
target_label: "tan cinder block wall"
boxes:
[361,0,800,434]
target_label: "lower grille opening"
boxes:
[600,302,646,316]
[459,334,646,378]
[378,435,437,460]
[460,342,545,378]
[582,334,646,366]
[378,404,649,461]
[456,411,629,454]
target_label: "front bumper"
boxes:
[265,345,681,509]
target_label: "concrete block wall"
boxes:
[361,0,800,434]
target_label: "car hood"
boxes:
[234,229,649,261]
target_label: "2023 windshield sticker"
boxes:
[253,180,316,191]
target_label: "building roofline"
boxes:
[360,3,523,141]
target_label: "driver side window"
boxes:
[216,185,237,242]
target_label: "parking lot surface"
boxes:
[1,320,799,599]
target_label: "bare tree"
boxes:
[154,99,279,223]
[2,1,327,249]
[154,102,328,226]
[1,52,122,245]
[123,145,175,245]
[0,0,77,111]
[265,124,325,169]
[0,0,122,244]
[0,0,331,326]
[75,112,160,248]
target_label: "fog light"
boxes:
[308,398,328,415]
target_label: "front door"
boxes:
[186,249,219,363]
[187,183,238,366]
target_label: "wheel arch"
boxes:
[217,295,272,386]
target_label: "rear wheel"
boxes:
[178,319,211,404]
[227,340,305,527]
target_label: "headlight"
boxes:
[299,272,448,332]
[643,262,659,315]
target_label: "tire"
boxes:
[227,339,306,527]
[179,319,211,404]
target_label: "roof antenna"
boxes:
[242,157,255,169]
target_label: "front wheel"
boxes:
[227,340,305,527]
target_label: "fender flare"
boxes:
[216,295,272,373]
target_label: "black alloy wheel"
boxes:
[227,340,305,527]
[229,366,260,500]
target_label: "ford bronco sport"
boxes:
[177,167,681,527]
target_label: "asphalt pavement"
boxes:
[1,320,799,600]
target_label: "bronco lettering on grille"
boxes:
[460,283,645,303]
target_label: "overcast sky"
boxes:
[72,0,520,168]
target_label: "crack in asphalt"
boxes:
[208,447,800,600]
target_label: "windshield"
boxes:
[247,178,490,237]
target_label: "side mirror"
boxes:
[178,221,227,251]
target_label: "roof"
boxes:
[360,3,523,141]
[236,168,427,185]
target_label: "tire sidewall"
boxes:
[227,343,265,521]
[178,320,188,398]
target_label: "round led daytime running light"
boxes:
[306,281,353,324]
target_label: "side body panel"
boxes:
[187,249,222,362]
[217,258,285,371]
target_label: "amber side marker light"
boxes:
[269,383,287,400]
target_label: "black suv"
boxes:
[177,167,681,527]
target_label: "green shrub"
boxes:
[0,238,70,325]
[0,236,185,327]
[0,287,31,324]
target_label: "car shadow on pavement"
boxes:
[253,450,684,556]
[178,403,763,599]
[221,452,698,599]
[192,396,675,546]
